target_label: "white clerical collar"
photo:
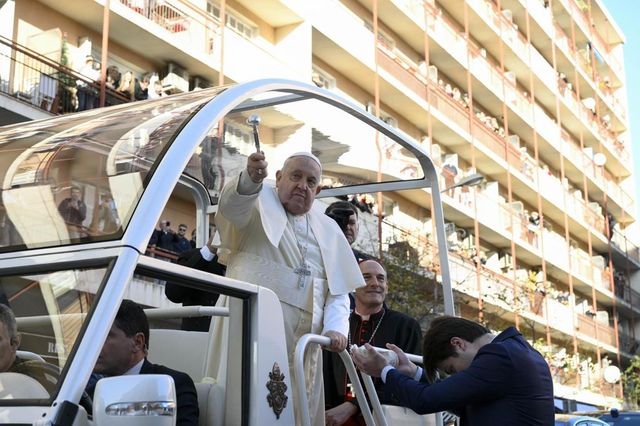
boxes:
[124,358,145,375]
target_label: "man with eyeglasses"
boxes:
[215,151,365,426]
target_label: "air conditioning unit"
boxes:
[383,116,398,127]
[428,65,438,82]
[445,222,456,237]
[366,101,375,114]
[507,134,521,148]
[499,252,513,270]
[162,62,189,94]
[191,76,211,91]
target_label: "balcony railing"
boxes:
[117,0,219,55]
[619,330,640,356]
[611,229,640,265]
[0,36,129,115]
[560,0,623,78]
[576,312,616,347]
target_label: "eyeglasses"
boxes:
[178,228,187,232]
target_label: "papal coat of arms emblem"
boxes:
[266,362,288,419]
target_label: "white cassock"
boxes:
[215,172,364,425]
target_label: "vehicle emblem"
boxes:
[266,362,288,419]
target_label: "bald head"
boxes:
[355,260,388,314]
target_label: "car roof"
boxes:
[556,414,609,425]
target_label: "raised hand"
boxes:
[247,151,268,183]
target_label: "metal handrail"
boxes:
[16,305,229,327]
[294,334,376,426]
[294,334,446,426]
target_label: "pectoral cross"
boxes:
[294,263,311,288]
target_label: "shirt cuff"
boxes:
[200,245,214,262]
[413,366,423,381]
[381,365,395,383]
[237,170,262,195]
[381,366,422,383]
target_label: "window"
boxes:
[366,102,398,127]
[311,66,336,90]
[129,264,250,424]
[224,121,252,149]
[0,265,109,403]
[206,2,257,39]
[364,21,395,49]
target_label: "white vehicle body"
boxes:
[0,79,453,425]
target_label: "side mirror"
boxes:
[93,374,176,426]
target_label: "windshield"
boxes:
[183,91,425,203]
[0,264,109,403]
[0,88,224,253]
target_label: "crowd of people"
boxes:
[4,150,557,425]
[73,54,165,112]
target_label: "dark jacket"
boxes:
[87,359,199,426]
[140,359,199,426]
[385,327,554,426]
[164,248,225,331]
[57,198,87,226]
[149,229,179,252]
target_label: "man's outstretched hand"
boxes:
[352,343,418,378]
[386,343,418,378]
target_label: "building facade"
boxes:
[1,0,638,411]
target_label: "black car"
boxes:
[600,410,640,425]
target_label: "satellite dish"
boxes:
[604,365,621,384]
[594,152,607,167]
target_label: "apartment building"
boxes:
[0,0,637,411]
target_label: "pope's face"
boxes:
[276,157,322,216]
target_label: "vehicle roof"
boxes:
[555,414,609,425]
[0,79,439,258]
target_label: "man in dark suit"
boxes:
[352,316,554,426]
[90,300,199,426]
[165,230,226,331]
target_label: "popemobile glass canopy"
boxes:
[0,80,454,418]
[0,79,440,255]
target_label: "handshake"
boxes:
[350,344,398,367]
[350,343,419,379]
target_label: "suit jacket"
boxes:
[140,359,199,426]
[385,327,554,426]
[87,359,199,426]
[164,248,225,331]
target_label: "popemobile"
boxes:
[0,79,453,425]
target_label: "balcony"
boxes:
[611,229,640,266]
[392,0,632,192]
[576,312,616,348]
[562,133,635,218]
[556,0,624,79]
[619,330,640,356]
[0,36,129,119]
